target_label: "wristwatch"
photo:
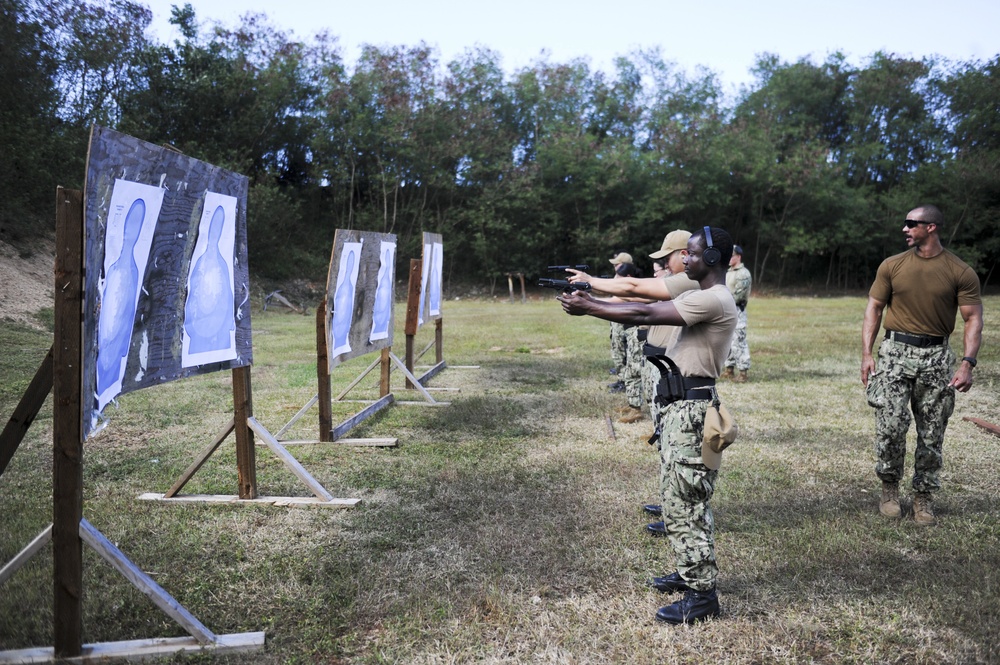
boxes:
[962,356,977,368]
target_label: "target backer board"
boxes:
[325,229,397,372]
[81,126,251,438]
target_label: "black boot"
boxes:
[650,571,691,593]
[655,588,721,625]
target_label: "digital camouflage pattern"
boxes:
[642,358,659,420]
[624,326,644,408]
[610,322,627,374]
[725,308,750,371]
[868,338,955,493]
[725,264,751,371]
[655,398,718,591]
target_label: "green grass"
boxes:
[1,294,999,663]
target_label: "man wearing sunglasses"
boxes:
[861,204,983,526]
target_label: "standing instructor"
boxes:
[861,204,983,526]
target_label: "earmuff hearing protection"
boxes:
[702,226,721,266]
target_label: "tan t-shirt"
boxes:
[869,248,981,338]
[667,284,738,378]
[646,273,700,348]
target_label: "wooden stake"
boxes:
[52,187,84,657]
[232,366,257,499]
[316,301,332,441]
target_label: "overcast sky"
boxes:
[141,0,1000,95]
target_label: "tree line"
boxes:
[3,0,998,290]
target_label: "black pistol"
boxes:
[547,264,590,273]
[538,278,592,293]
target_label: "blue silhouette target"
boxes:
[95,180,163,413]
[183,193,238,367]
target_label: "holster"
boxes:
[646,354,715,407]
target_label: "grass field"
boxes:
[1,294,998,664]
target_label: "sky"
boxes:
[140,0,1000,95]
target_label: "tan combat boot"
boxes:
[721,367,735,380]
[735,370,748,383]
[913,493,936,526]
[617,406,645,424]
[879,482,901,518]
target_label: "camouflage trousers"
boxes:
[655,399,718,591]
[867,338,956,494]
[642,358,659,420]
[725,308,750,370]
[623,327,644,409]
[610,322,627,374]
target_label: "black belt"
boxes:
[636,329,648,342]
[643,343,667,356]
[885,330,945,347]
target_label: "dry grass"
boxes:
[1,294,999,664]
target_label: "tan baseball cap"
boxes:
[609,252,633,265]
[649,230,691,259]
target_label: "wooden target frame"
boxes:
[0,186,264,663]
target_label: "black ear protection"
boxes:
[702,226,721,266]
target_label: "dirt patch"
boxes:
[0,237,55,330]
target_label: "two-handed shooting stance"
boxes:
[558,227,738,625]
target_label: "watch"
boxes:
[962,356,977,368]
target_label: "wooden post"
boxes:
[231,366,257,499]
[435,318,443,364]
[507,274,515,303]
[380,348,391,397]
[518,273,526,304]
[316,301,332,441]
[404,259,422,389]
[53,187,84,657]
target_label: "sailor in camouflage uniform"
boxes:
[723,245,752,382]
[560,227,737,626]
[861,204,983,526]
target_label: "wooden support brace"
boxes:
[79,518,216,645]
[0,346,53,477]
[247,417,334,501]
[274,395,319,439]
[0,524,52,586]
[163,418,236,498]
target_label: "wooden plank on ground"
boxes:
[0,632,265,664]
[963,416,1000,438]
[331,394,394,440]
[268,438,398,447]
[79,518,215,644]
[417,360,447,386]
[138,493,360,508]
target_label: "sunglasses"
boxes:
[903,219,931,228]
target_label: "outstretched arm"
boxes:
[557,291,686,327]
[565,269,672,300]
[861,296,885,386]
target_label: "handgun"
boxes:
[547,265,590,273]
[538,278,592,293]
